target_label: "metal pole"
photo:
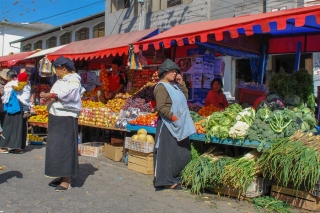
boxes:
[294,42,302,72]
[263,0,267,13]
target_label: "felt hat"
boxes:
[158,59,180,77]
[0,68,9,80]
[18,71,28,82]
[53,56,76,71]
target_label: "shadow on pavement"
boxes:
[0,171,23,184]
[72,163,99,188]
[23,143,46,153]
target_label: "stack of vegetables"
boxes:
[205,103,243,141]
[258,131,320,192]
[181,147,261,195]
[198,104,220,117]
[247,106,318,150]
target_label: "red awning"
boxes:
[47,28,159,61]
[0,51,38,67]
[133,5,320,52]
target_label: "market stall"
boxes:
[25,5,320,211]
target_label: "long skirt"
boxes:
[0,104,27,149]
[153,118,191,187]
[45,114,79,177]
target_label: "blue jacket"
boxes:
[4,90,21,115]
[155,82,196,148]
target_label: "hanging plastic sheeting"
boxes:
[129,48,148,70]
[39,56,55,77]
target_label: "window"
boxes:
[93,22,105,38]
[34,40,42,50]
[60,32,71,45]
[167,0,182,8]
[75,28,89,41]
[46,36,57,48]
[23,44,32,52]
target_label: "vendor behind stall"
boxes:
[97,59,126,103]
[205,78,229,110]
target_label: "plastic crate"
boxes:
[125,137,154,153]
[238,88,266,105]
[78,142,104,157]
[212,177,270,198]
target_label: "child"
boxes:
[13,69,31,118]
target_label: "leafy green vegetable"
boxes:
[256,107,271,122]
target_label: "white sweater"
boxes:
[47,73,82,118]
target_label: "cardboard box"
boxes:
[128,151,154,175]
[104,143,123,162]
[78,142,104,157]
[111,137,124,145]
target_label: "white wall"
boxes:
[0,24,41,56]
[20,16,105,50]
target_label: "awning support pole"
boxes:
[258,45,267,85]
[294,41,302,72]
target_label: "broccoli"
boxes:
[283,121,300,137]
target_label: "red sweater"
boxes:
[205,90,229,110]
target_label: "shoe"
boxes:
[55,184,72,192]
[9,149,23,154]
[49,179,61,187]
[0,148,9,154]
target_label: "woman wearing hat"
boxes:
[40,56,81,191]
[205,78,229,110]
[153,59,196,189]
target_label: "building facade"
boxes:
[12,12,105,52]
[0,21,53,56]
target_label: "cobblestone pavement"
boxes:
[0,145,309,213]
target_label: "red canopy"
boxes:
[47,28,159,61]
[133,5,320,53]
[0,51,37,67]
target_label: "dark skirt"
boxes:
[0,104,27,149]
[153,118,191,187]
[45,114,79,177]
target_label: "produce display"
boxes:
[99,64,109,97]
[194,119,206,134]
[129,113,158,126]
[28,134,43,142]
[105,98,126,113]
[78,107,118,128]
[198,104,220,117]
[268,68,315,110]
[131,128,155,143]
[29,105,48,123]
[83,87,98,97]
[122,97,151,112]
[205,104,243,141]
[131,82,156,103]
[114,92,131,99]
[190,111,204,122]
[33,84,51,93]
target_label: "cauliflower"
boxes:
[228,121,250,140]
[236,107,255,126]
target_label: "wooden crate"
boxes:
[128,151,154,175]
[271,185,320,211]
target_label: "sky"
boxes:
[0,0,105,26]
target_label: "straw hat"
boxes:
[0,68,9,80]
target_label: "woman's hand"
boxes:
[175,74,183,85]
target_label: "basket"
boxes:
[125,137,154,153]
[238,88,266,105]
[212,177,270,198]
[30,141,43,145]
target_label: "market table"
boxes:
[126,124,263,149]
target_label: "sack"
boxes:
[4,90,21,114]
[39,56,56,77]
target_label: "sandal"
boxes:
[0,148,9,154]
[49,178,62,187]
[55,183,72,192]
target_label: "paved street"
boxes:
[0,144,308,213]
